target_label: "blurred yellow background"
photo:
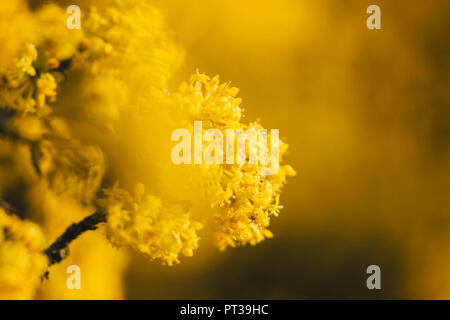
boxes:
[117,0,449,299]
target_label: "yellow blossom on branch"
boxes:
[15,43,37,77]
[98,183,203,266]
[36,73,57,108]
[0,0,295,299]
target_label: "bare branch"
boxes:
[42,209,107,279]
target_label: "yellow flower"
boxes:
[0,1,294,301]
[33,189,129,300]
[15,43,37,77]
[0,208,48,299]
[36,73,57,108]
[35,138,105,204]
[173,73,296,250]
[8,114,47,141]
[0,0,37,74]
[98,183,203,266]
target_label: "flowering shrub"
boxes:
[0,0,294,299]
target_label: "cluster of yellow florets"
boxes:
[94,71,295,258]
[0,208,47,299]
[99,184,203,266]
[176,73,243,126]
[0,0,294,299]
[173,73,296,250]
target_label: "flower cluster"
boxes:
[99,184,203,266]
[172,73,296,250]
[0,208,47,299]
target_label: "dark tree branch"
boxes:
[42,209,107,279]
[1,198,107,280]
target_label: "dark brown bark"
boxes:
[42,209,107,279]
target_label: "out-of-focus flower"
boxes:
[0,208,47,299]
[0,43,38,112]
[35,3,83,61]
[34,189,128,299]
[15,43,37,77]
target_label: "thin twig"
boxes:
[42,209,107,279]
